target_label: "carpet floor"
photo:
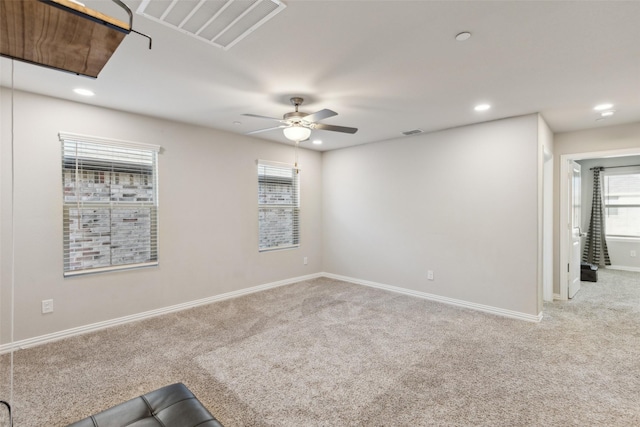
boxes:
[1,268,639,426]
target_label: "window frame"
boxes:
[603,167,640,239]
[257,160,300,252]
[60,132,161,276]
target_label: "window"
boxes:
[258,161,300,251]
[61,132,160,276]
[603,169,640,238]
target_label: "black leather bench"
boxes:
[67,383,223,427]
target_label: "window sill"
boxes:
[259,244,300,253]
[64,261,158,277]
[606,236,640,243]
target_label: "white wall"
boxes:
[0,89,323,343]
[577,155,640,271]
[8,89,625,342]
[553,122,640,294]
[322,114,542,316]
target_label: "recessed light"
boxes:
[600,110,615,117]
[312,140,322,145]
[73,88,94,96]
[474,104,491,112]
[455,32,472,41]
[233,121,242,125]
[594,103,613,111]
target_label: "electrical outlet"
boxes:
[303,257,308,265]
[427,270,434,281]
[42,299,54,314]
[631,250,637,257]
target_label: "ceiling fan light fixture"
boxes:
[244,97,357,140]
[283,125,311,142]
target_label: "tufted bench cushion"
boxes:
[67,383,223,427]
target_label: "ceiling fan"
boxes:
[243,97,358,142]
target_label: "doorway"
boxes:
[559,147,640,300]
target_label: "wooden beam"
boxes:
[0,0,130,78]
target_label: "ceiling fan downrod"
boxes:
[284,97,308,123]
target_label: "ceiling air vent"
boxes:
[401,129,424,136]
[137,0,286,50]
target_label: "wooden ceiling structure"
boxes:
[0,0,134,78]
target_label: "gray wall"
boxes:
[10,87,626,342]
[1,89,323,343]
[322,114,542,316]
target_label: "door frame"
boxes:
[559,147,640,300]
[568,160,582,298]
[543,148,554,302]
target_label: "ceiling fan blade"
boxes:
[302,109,337,123]
[246,125,287,135]
[313,123,358,134]
[242,113,285,122]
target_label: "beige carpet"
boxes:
[1,269,639,426]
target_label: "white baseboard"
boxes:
[322,272,543,323]
[1,271,545,354]
[0,273,323,354]
[605,265,640,272]
[553,293,564,301]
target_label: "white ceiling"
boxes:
[2,0,639,152]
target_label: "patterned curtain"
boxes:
[582,167,611,266]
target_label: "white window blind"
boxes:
[258,161,300,251]
[60,132,161,276]
[604,169,640,238]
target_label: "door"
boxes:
[568,161,582,298]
